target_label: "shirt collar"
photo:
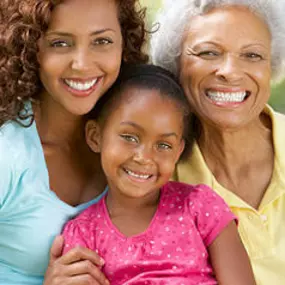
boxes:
[176,105,285,210]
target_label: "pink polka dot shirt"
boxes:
[62,182,236,284]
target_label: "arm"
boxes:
[208,221,256,285]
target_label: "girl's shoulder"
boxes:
[163,181,217,200]
[162,181,236,246]
[162,181,231,214]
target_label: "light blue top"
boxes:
[0,102,106,285]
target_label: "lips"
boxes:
[206,90,250,103]
[123,167,153,181]
[62,77,102,97]
[64,78,98,91]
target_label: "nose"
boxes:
[133,145,153,165]
[70,47,94,72]
[215,53,243,83]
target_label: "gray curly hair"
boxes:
[150,0,285,81]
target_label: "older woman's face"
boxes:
[179,6,271,130]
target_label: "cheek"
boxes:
[158,155,178,175]
[180,57,208,90]
[255,67,271,87]
[38,53,66,78]
[101,140,127,164]
[101,45,123,71]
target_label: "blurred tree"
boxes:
[270,81,285,113]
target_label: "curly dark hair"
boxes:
[0,0,149,126]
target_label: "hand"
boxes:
[43,235,110,285]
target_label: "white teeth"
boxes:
[207,91,247,103]
[125,169,151,180]
[64,79,97,91]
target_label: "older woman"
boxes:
[151,0,285,284]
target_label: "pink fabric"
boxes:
[62,182,236,285]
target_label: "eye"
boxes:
[93,37,113,46]
[49,40,70,48]
[196,50,220,59]
[157,142,172,151]
[120,134,138,143]
[242,52,263,61]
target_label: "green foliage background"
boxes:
[140,0,285,113]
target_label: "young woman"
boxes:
[0,0,148,284]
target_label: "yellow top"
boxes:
[173,106,285,285]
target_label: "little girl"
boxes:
[62,64,256,285]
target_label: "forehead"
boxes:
[48,0,120,33]
[184,6,271,48]
[109,87,184,121]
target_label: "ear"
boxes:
[85,120,101,153]
[175,139,185,163]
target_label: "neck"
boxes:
[198,113,273,176]
[34,91,85,146]
[106,189,160,217]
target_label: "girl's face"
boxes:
[87,88,185,200]
[37,0,123,115]
[179,6,271,130]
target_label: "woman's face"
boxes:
[179,6,271,130]
[37,0,123,115]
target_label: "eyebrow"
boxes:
[120,121,178,138]
[193,40,268,50]
[242,43,269,49]
[45,28,115,37]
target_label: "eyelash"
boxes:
[93,38,113,46]
[196,49,263,57]
[120,134,138,143]
[49,40,69,48]
[242,52,263,61]
[48,37,113,48]
[157,142,172,150]
[120,135,173,151]
[197,50,219,56]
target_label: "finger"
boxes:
[61,246,105,267]
[64,274,109,285]
[49,235,65,264]
[65,260,109,285]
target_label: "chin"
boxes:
[207,117,251,131]
[67,103,95,116]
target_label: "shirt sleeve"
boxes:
[62,219,94,255]
[0,137,13,208]
[189,184,237,247]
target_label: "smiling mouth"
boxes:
[63,78,99,91]
[206,90,250,103]
[123,168,153,180]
